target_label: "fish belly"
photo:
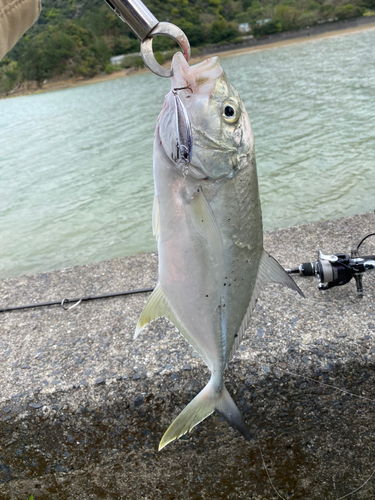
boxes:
[155,149,263,370]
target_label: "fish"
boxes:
[135,52,303,450]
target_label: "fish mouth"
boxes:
[171,52,223,97]
[167,53,232,180]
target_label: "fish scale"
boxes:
[135,52,303,450]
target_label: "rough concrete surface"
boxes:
[0,212,374,500]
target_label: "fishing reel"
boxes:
[286,232,375,294]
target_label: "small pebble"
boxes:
[55,465,68,473]
[29,402,42,409]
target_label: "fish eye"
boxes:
[224,105,235,117]
[222,101,240,124]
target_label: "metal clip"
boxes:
[61,298,82,311]
[141,23,190,78]
[104,0,190,78]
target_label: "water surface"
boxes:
[0,29,374,278]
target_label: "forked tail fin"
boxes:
[159,377,250,450]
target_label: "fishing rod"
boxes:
[0,287,154,313]
[2,232,374,313]
[286,232,375,294]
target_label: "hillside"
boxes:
[1,0,374,92]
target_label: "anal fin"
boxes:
[152,194,160,241]
[135,283,213,369]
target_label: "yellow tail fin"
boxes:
[159,377,250,450]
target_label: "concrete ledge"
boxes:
[0,213,374,499]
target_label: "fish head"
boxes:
[157,52,254,180]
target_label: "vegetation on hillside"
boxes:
[1,0,374,92]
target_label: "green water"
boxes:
[0,30,374,279]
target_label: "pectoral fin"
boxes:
[189,189,224,267]
[152,195,160,241]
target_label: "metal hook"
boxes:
[61,298,82,311]
[140,22,190,78]
[104,1,190,78]
[173,86,193,93]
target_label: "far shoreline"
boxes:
[2,19,375,100]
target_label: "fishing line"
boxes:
[336,468,375,500]
[256,361,375,403]
[257,428,375,500]
[254,360,375,498]
[257,432,287,500]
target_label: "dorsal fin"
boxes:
[228,250,304,362]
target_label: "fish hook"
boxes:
[173,86,194,94]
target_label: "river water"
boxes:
[0,29,374,279]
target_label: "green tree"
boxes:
[18,27,75,84]
[178,19,206,46]
[207,19,238,43]
[0,58,22,93]
[274,4,300,31]
[110,36,139,56]
[252,19,282,36]
[335,3,364,20]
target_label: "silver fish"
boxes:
[135,53,303,450]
